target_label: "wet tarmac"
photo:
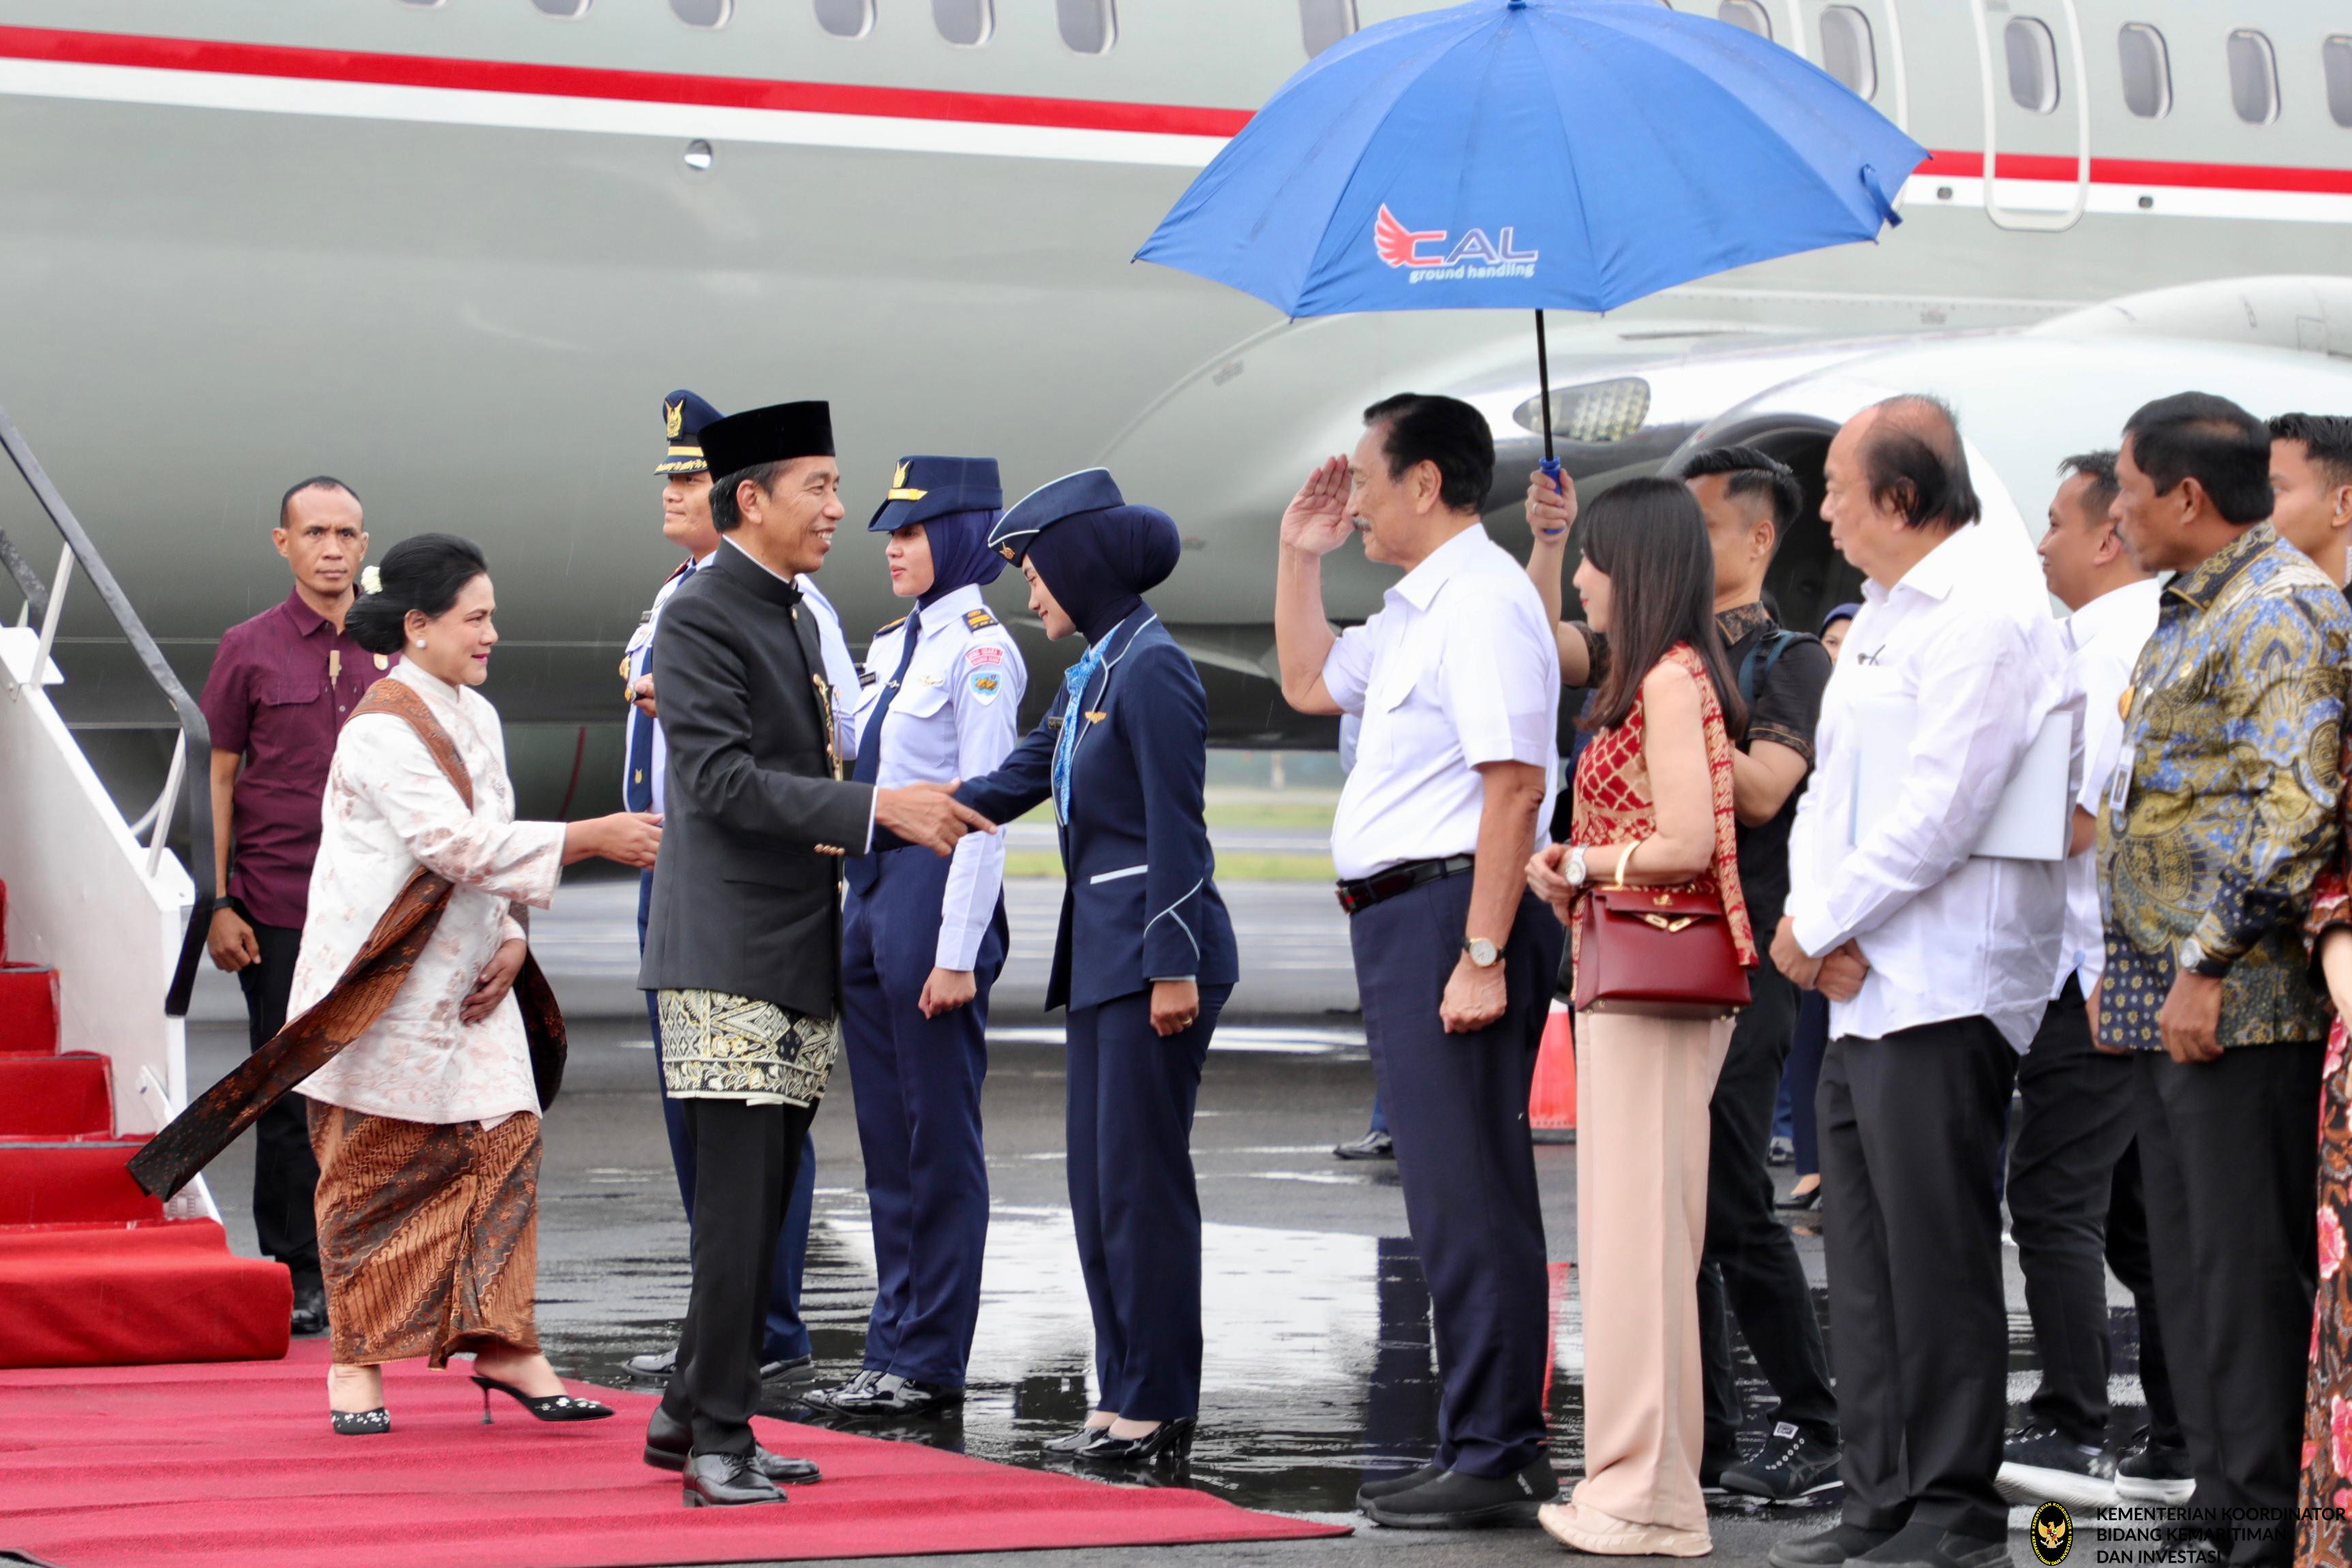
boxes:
[185,964,2153,1567]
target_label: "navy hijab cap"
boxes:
[866,455,1005,605]
[991,469,1181,643]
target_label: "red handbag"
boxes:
[1570,884,1752,1020]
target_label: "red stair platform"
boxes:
[0,880,290,1368]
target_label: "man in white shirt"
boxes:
[2000,452,2180,1508]
[620,390,858,1394]
[1274,393,1562,1530]
[1767,397,2071,1568]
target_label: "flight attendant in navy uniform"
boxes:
[619,389,842,1387]
[952,469,1239,1466]
[803,456,1026,1417]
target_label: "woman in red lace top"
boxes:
[1525,477,1756,1557]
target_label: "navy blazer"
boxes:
[956,609,1238,1013]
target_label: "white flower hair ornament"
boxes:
[360,566,382,596]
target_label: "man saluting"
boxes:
[637,399,992,1508]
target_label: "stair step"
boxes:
[0,1054,112,1138]
[0,964,61,1056]
[0,1142,162,1225]
[0,1218,292,1368]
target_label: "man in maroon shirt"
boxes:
[198,476,384,1336]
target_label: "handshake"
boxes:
[874,781,998,856]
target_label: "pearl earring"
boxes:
[414,640,426,650]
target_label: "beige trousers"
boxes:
[1570,1009,1735,1535]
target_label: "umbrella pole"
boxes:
[1536,310,1563,495]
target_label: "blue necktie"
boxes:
[1052,644,1105,826]
[624,562,694,813]
[852,607,921,788]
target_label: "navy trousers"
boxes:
[1064,982,1232,1422]
[1352,877,1561,1480]
[840,848,1007,1387]
[639,870,816,1363]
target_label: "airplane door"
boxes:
[1970,0,2091,231]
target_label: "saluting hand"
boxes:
[1525,465,1577,544]
[1279,455,1355,557]
[876,780,997,857]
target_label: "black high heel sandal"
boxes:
[331,1408,391,1436]
[1075,1415,1196,1466]
[470,1373,615,1424]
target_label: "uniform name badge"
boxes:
[2107,744,2134,820]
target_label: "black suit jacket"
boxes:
[637,540,875,1017]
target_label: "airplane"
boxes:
[0,0,2348,820]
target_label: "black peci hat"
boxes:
[699,400,834,482]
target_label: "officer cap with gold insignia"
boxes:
[699,399,834,481]
[656,389,725,476]
[867,455,1003,534]
[987,467,1125,564]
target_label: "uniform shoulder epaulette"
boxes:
[963,607,999,632]
[874,613,908,637]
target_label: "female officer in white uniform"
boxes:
[804,456,1026,1417]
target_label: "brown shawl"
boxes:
[130,678,565,1200]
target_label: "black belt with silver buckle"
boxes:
[1335,854,1476,917]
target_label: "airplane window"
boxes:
[2004,18,2059,113]
[672,0,729,25]
[934,0,994,47]
[1301,0,1358,59]
[2326,37,2352,129]
[2228,29,2279,125]
[529,0,590,14]
[1058,0,1116,55]
[1715,1,1770,41]
[2117,24,2171,119]
[1818,7,1878,101]
[814,0,872,37]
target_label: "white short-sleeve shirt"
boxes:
[1322,523,1560,881]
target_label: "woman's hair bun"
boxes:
[344,533,488,657]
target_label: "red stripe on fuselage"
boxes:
[3,23,2351,198]
[0,22,1257,138]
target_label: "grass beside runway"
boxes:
[1005,786,1339,882]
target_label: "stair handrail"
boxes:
[0,402,213,1016]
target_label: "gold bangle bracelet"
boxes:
[1614,839,1641,888]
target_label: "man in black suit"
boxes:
[637,399,991,1507]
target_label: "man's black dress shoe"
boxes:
[1854,1524,2007,1568]
[1355,1462,1441,1511]
[682,1451,786,1507]
[643,1406,820,1484]
[1363,1460,1557,1528]
[290,1283,329,1338]
[1766,1521,1901,1568]
[1075,1415,1196,1466]
[823,1372,962,1417]
[761,1353,815,1383]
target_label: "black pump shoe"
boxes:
[471,1373,614,1424]
[330,1407,390,1436]
[1075,1416,1197,1466]
[1045,1423,1114,1455]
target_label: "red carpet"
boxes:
[0,1341,1350,1567]
[0,877,290,1370]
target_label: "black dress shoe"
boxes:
[682,1451,785,1507]
[761,1353,815,1383]
[1075,1416,1197,1466]
[1333,1129,1396,1160]
[642,1406,821,1484]
[1355,1462,1441,1510]
[1854,1524,2007,1568]
[1044,1424,1113,1454]
[1363,1460,1557,1528]
[823,1372,963,1417]
[290,1284,329,1338]
[1767,1521,1900,1568]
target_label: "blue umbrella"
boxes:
[1135,0,1926,472]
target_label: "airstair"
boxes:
[0,407,288,1367]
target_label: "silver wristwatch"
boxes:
[1563,844,1590,889]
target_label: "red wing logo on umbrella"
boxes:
[1374,204,1448,268]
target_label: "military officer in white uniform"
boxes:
[804,456,1026,1417]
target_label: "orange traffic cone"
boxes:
[1530,999,1576,1142]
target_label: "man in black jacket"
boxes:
[638,399,990,1507]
